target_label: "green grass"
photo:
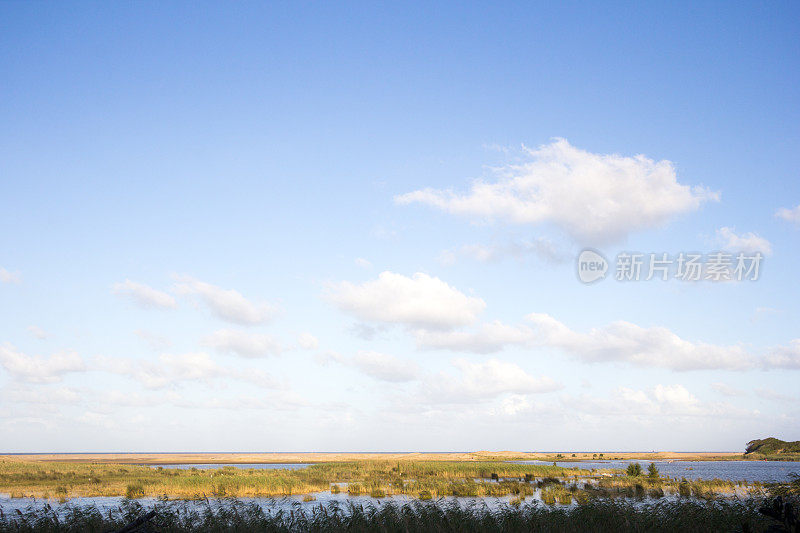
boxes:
[0,498,782,532]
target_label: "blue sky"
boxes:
[1,2,799,452]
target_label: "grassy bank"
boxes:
[0,460,594,500]
[0,499,780,532]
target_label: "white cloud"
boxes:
[716,227,772,255]
[112,279,177,309]
[354,257,372,268]
[755,388,798,403]
[415,321,535,353]
[0,343,85,383]
[438,238,567,266]
[560,384,749,419]
[27,326,48,340]
[134,329,172,351]
[711,382,746,397]
[0,267,21,284]
[1,385,81,406]
[652,384,701,410]
[173,276,276,325]
[526,313,753,371]
[421,359,561,403]
[415,313,757,371]
[413,311,800,372]
[297,332,319,350]
[203,329,282,358]
[776,204,800,225]
[396,139,717,244]
[326,271,485,330]
[331,350,420,383]
[93,352,281,389]
[764,339,800,369]
[78,411,117,429]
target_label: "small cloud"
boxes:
[421,358,561,403]
[328,351,420,383]
[438,239,569,266]
[325,271,485,330]
[711,382,746,397]
[0,267,21,284]
[354,257,372,269]
[173,275,276,325]
[297,332,319,350]
[27,325,48,340]
[755,388,798,403]
[134,329,172,351]
[716,227,772,255]
[112,279,177,309]
[750,307,780,324]
[202,329,282,358]
[775,204,800,226]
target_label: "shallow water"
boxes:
[0,492,527,516]
[509,459,799,483]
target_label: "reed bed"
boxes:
[0,498,778,532]
[0,460,589,500]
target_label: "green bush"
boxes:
[626,463,643,477]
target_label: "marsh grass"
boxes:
[0,460,591,500]
[0,460,761,503]
[0,498,778,532]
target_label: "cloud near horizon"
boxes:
[414,312,800,372]
[0,343,85,383]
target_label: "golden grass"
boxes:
[0,459,589,500]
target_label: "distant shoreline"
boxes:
[0,451,775,464]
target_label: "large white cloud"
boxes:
[0,344,85,383]
[325,271,485,329]
[203,329,282,358]
[173,276,276,325]
[112,279,177,309]
[396,139,717,244]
